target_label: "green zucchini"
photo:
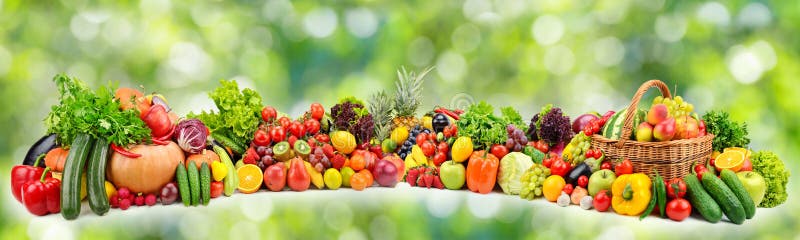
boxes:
[87,138,110,216]
[212,132,245,155]
[176,164,191,206]
[187,163,200,206]
[213,145,238,196]
[702,173,746,224]
[61,134,95,220]
[684,173,722,223]
[200,162,211,205]
[720,169,756,220]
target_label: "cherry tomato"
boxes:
[310,103,325,121]
[437,142,449,154]
[490,144,509,159]
[288,135,298,147]
[253,129,271,147]
[562,184,574,195]
[289,121,306,137]
[416,133,428,145]
[432,152,447,166]
[577,175,589,188]
[262,106,277,122]
[666,198,692,221]
[585,149,595,159]
[315,134,330,143]
[279,117,291,129]
[420,141,435,157]
[614,159,633,176]
[304,119,321,135]
[694,164,709,181]
[210,181,224,198]
[270,126,286,142]
[600,161,612,170]
[593,149,603,159]
[666,178,687,199]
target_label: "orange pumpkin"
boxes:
[44,147,69,172]
[186,149,219,170]
[107,142,184,194]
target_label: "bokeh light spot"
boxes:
[531,15,564,46]
[451,23,482,53]
[345,7,378,38]
[408,37,436,67]
[654,15,686,42]
[593,37,625,67]
[544,45,575,75]
[436,50,467,83]
[696,2,730,26]
[303,8,338,38]
[0,45,11,76]
[726,45,763,84]
[737,2,771,28]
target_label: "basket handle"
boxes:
[616,80,672,148]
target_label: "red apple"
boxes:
[383,154,405,182]
[373,159,399,187]
[654,117,676,142]
[647,104,669,125]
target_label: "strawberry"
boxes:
[406,167,421,186]
[432,176,444,189]
[322,144,335,159]
[243,147,259,164]
[330,153,346,170]
[422,170,435,188]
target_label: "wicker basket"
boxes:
[590,80,714,180]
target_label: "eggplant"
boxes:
[23,134,58,167]
[565,163,593,185]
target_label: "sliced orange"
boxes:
[723,147,751,159]
[714,151,745,172]
[237,164,263,194]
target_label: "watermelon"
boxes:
[602,108,645,140]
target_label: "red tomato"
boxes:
[593,190,611,212]
[142,105,173,138]
[210,181,224,198]
[490,144,509,159]
[420,141,435,157]
[666,198,692,221]
[304,119,321,135]
[577,175,589,188]
[592,149,603,159]
[550,157,572,177]
[433,152,447,166]
[289,121,306,137]
[416,133,428,145]
[262,106,277,122]
[740,158,752,172]
[562,184,574,195]
[288,135,298,147]
[270,126,286,142]
[614,159,633,176]
[666,178,687,199]
[253,129,271,147]
[542,156,554,168]
[315,134,330,144]
[694,164,709,181]
[310,103,325,121]
[279,117,291,129]
[437,142,449,154]
[600,161,612,170]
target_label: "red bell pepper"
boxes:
[11,155,50,203]
[21,168,61,216]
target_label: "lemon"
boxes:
[391,126,410,145]
[104,181,116,200]
[323,169,342,190]
[451,137,474,163]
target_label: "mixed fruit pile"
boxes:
[9,71,790,225]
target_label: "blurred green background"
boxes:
[1,0,798,239]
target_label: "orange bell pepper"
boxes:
[466,150,499,194]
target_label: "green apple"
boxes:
[588,169,616,196]
[737,171,767,206]
[439,161,465,190]
[340,167,355,188]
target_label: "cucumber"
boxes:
[87,138,110,216]
[702,173,746,224]
[187,163,201,206]
[175,164,191,206]
[212,132,245,155]
[684,173,722,223]
[213,145,238,196]
[61,134,95,220]
[200,162,211,206]
[720,169,756,219]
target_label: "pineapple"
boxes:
[392,66,432,129]
[368,90,393,142]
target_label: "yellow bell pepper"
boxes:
[611,173,652,216]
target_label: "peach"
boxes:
[647,104,669,125]
[654,117,676,142]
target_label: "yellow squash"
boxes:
[611,173,652,216]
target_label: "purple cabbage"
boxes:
[174,118,209,154]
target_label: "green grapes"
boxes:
[653,95,695,118]
[520,164,551,200]
[563,132,591,165]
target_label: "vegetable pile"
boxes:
[527,104,572,147]
[456,101,524,150]
[190,80,263,154]
[702,110,750,152]
[750,151,789,208]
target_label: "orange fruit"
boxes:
[359,169,373,186]
[723,147,751,159]
[714,151,745,172]
[237,164,263,194]
[350,153,366,171]
[350,172,369,191]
